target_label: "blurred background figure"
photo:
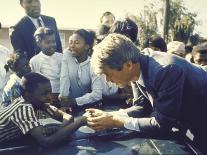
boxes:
[167,41,186,58]
[100,11,115,28]
[96,24,110,44]
[148,35,167,52]
[2,51,31,107]
[191,45,207,71]
[109,18,138,43]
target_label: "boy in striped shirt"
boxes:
[0,72,87,147]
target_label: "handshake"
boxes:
[83,109,124,131]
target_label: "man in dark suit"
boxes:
[86,33,207,152]
[10,0,62,60]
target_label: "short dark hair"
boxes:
[109,18,138,43]
[73,29,96,49]
[192,45,207,56]
[91,33,140,75]
[34,27,55,42]
[21,72,50,93]
[4,50,27,72]
[149,36,167,52]
[100,11,115,23]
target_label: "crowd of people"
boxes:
[1,0,207,153]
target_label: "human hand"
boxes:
[85,108,104,117]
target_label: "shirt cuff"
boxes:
[124,117,140,131]
[112,109,129,117]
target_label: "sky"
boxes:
[0,0,206,37]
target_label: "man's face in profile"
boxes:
[103,62,134,88]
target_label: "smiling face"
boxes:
[38,34,56,56]
[69,33,89,59]
[21,0,41,18]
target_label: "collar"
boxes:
[39,51,56,58]
[137,72,145,87]
[74,56,90,66]
[27,15,42,22]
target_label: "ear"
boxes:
[124,60,133,71]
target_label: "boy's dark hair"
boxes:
[34,27,55,42]
[4,50,27,72]
[74,29,96,49]
[21,72,50,93]
[109,18,138,43]
[149,36,167,52]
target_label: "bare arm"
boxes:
[29,116,86,147]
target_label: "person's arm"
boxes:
[74,69,103,106]
[59,52,70,97]
[10,26,26,53]
[87,65,185,133]
[43,103,73,123]
[29,116,86,147]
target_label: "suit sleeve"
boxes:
[124,65,184,134]
[52,18,62,53]
[10,26,26,53]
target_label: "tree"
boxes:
[127,1,159,49]
[168,0,198,43]
[127,0,199,47]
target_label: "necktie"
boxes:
[37,18,42,27]
[136,82,149,100]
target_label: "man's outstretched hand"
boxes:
[85,108,124,131]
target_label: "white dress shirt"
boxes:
[28,16,45,28]
[122,72,154,131]
[30,52,62,93]
[60,49,103,106]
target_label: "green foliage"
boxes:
[168,0,198,43]
[127,0,198,47]
[126,1,159,48]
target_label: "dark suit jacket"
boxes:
[10,15,62,60]
[132,50,207,135]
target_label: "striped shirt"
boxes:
[0,98,41,142]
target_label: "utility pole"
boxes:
[163,0,170,42]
